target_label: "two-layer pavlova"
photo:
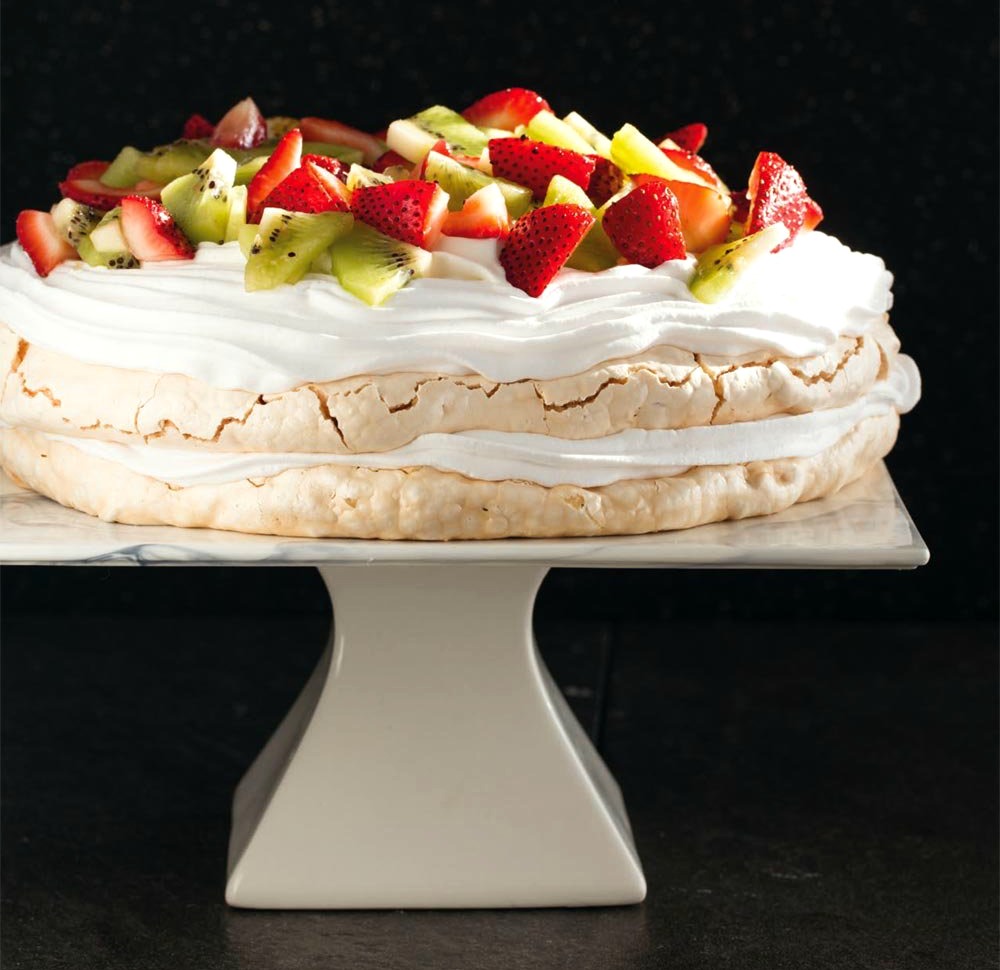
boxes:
[0,90,919,539]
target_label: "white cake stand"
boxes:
[0,465,928,909]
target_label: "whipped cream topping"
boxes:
[0,230,892,394]
[39,356,919,488]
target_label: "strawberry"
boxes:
[372,149,410,173]
[660,147,723,189]
[16,210,77,277]
[303,158,353,209]
[602,179,686,267]
[182,113,215,140]
[487,137,595,200]
[442,183,510,239]
[745,151,808,250]
[301,153,347,181]
[262,165,350,215]
[730,189,750,224]
[587,155,625,207]
[119,196,195,261]
[661,123,707,153]
[59,161,161,210]
[211,97,267,150]
[462,87,552,131]
[299,117,386,165]
[660,180,731,253]
[803,196,824,231]
[247,128,303,223]
[499,203,594,297]
[351,180,449,249]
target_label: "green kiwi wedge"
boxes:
[244,208,354,291]
[329,223,432,306]
[423,152,532,217]
[160,148,238,245]
[50,198,102,248]
[689,224,788,303]
[77,208,139,269]
[386,105,490,163]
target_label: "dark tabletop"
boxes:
[2,568,995,970]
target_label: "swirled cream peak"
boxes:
[0,230,892,394]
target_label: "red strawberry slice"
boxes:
[261,165,349,215]
[745,151,809,250]
[499,203,594,297]
[587,155,625,207]
[247,128,303,223]
[303,159,353,209]
[372,149,410,173]
[661,180,731,253]
[299,117,386,165]
[59,161,162,210]
[442,184,510,239]
[120,196,195,262]
[462,88,552,131]
[351,180,449,249]
[488,137,595,200]
[660,148,723,189]
[211,97,267,150]
[302,153,347,181]
[803,196,824,231]
[183,113,215,140]
[602,179,686,267]
[661,122,707,153]
[16,210,77,277]
[730,189,750,224]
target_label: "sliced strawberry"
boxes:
[661,148,723,189]
[371,128,388,141]
[462,87,552,131]
[303,159,353,209]
[351,180,449,248]
[261,165,349,215]
[587,155,625,207]
[16,210,77,277]
[211,97,267,150]
[602,179,686,267]
[730,189,750,224]
[442,184,510,239]
[59,161,161,210]
[247,128,303,223]
[119,196,195,262]
[499,203,594,297]
[745,151,809,250]
[183,113,215,140]
[661,180,731,253]
[299,117,386,165]
[661,122,707,153]
[302,153,347,181]
[372,149,410,173]
[488,137,595,200]
[803,196,824,231]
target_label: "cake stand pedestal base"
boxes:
[225,564,645,909]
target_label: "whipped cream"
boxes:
[0,231,892,394]
[38,356,919,488]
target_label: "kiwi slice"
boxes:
[130,139,212,184]
[330,223,432,306]
[237,223,258,259]
[345,164,393,191]
[523,111,595,154]
[386,105,490,163]
[50,198,102,248]
[245,208,353,291]
[77,208,139,269]
[689,224,788,303]
[541,175,619,271]
[224,185,248,243]
[562,111,612,157]
[161,148,238,245]
[424,152,532,218]
[235,155,269,185]
[100,146,145,188]
[266,115,300,139]
[610,124,709,187]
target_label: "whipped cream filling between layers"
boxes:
[0,231,893,393]
[31,356,919,489]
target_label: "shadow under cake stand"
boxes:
[0,463,928,909]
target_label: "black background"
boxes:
[1,0,996,621]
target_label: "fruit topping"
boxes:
[657,180,731,253]
[59,160,162,211]
[586,155,626,207]
[261,164,351,216]
[522,111,596,155]
[660,148,725,190]
[803,196,824,231]
[562,112,612,157]
[610,124,715,188]
[247,128,303,223]
[183,113,215,140]
[541,175,619,272]
[745,151,808,250]
[690,223,788,302]
[299,117,387,166]
[487,137,596,201]
[499,203,594,297]
[303,154,347,180]
[442,183,510,239]
[245,208,353,291]
[372,149,410,173]
[266,116,300,140]
[119,196,196,262]
[16,210,76,277]
[160,148,238,245]
[461,88,551,131]
[423,151,533,218]
[211,97,267,150]
[330,223,432,306]
[661,123,707,153]
[602,178,686,267]
[351,180,449,249]
[387,106,490,164]
[50,198,102,247]
[77,208,140,269]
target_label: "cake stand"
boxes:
[0,464,928,909]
